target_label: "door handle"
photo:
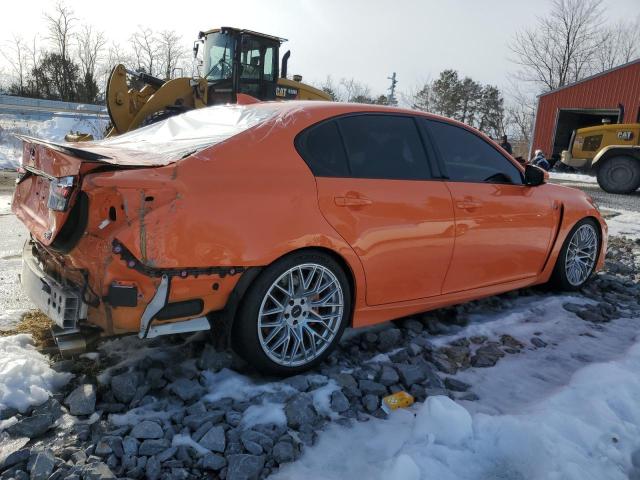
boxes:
[334,195,372,207]
[456,199,482,210]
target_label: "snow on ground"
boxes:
[549,171,598,184]
[0,113,109,170]
[606,209,640,240]
[0,334,71,414]
[275,316,640,480]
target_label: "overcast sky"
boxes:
[1,0,639,97]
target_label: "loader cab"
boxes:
[200,27,282,105]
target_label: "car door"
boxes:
[295,113,455,306]
[421,119,556,294]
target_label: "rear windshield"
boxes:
[77,104,279,165]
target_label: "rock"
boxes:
[225,411,243,427]
[389,349,410,363]
[183,411,225,429]
[284,394,317,429]
[94,441,112,456]
[459,392,479,401]
[632,448,640,468]
[193,421,214,442]
[110,372,138,404]
[242,439,263,455]
[500,335,524,349]
[170,378,204,402]
[0,407,18,420]
[83,462,116,480]
[198,347,233,372]
[329,390,349,413]
[431,355,458,374]
[1,446,29,470]
[283,375,309,392]
[130,421,163,439]
[408,343,422,357]
[377,329,402,351]
[444,378,470,392]
[272,442,295,464]
[531,337,547,348]
[198,426,226,453]
[139,439,170,456]
[470,344,504,368]
[394,364,427,387]
[378,365,400,386]
[28,450,55,480]
[362,394,378,413]
[358,380,387,396]
[226,454,265,480]
[122,437,139,457]
[440,345,470,366]
[6,414,53,438]
[241,430,274,451]
[332,373,358,390]
[202,453,226,471]
[401,318,423,334]
[145,456,161,480]
[469,335,487,344]
[64,384,96,416]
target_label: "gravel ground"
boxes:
[549,174,640,212]
[1,170,639,480]
[0,240,638,479]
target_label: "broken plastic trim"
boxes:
[111,239,245,278]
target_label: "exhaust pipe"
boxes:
[281,50,290,78]
[52,325,101,357]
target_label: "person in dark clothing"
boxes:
[531,149,550,171]
[499,135,513,155]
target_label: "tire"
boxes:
[550,218,601,290]
[596,155,640,194]
[232,250,351,376]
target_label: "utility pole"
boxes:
[387,72,398,106]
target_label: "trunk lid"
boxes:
[11,137,111,247]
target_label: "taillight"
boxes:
[48,176,75,211]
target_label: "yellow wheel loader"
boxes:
[103,27,330,137]
[561,122,640,194]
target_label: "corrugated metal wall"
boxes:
[531,60,640,158]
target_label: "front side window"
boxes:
[424,119,522,184]
[338,115,431,180]
[203,32,234,82]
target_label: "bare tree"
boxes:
[77,25,106,82]
[44,1,76,60]
[317,75,341,101]
[130,27,160,76]
[509,0,606,91]
[1,34,29,94]
[157,30,186,80]
[594,18,640,71]
[339,78,372,103]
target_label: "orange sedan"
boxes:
[12,101,607,374]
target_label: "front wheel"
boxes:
[596,156,640,194]
[550,218,601,290]
[232,251,351,375]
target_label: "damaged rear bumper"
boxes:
[21,241,88,329]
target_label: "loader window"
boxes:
[204,33,234,81]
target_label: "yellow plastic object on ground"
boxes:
[382,391,415,414]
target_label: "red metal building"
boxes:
[531,59,640,161]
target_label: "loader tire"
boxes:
[596,155,640,194]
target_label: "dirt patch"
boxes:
[0,310,54,347]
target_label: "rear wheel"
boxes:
[596,155,640,194]
[550,218,600,290]
[232,251,351,375]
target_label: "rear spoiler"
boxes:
[14,134,112,162]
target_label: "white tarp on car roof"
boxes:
[21,104,280,167]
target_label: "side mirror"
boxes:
[524,164,546,186]
[192,41,200,59]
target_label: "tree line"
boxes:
[0,0,638,144]
[0,2,189,103]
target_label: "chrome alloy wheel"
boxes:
[565,224,598,286]
[257,263,344,367]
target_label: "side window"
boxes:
[338,115,431,180]
[295,120,350,177]
[424,120,522,184]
